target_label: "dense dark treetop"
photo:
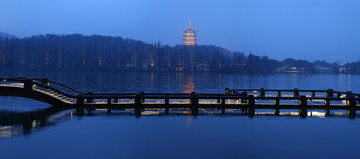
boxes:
[0,34,357,73]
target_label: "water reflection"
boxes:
[0,107,73,138]
[1,107,359,139]
[2,72,360,141]
[1,71,360,93]
[183,74,195,93]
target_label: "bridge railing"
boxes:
[32,78,82,95]
[3,77,82,97]
[31,82,78,98]
[1,77,359,110]
[73,91,359,117]
[0,77,78,103]
[75,91,358,106]
[226,88,360,98]
[0,77,28,82]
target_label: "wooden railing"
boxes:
[0,77,359,117]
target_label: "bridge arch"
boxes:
[0,78,79,107]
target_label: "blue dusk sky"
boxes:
[0,0,359,63]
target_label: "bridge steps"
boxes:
[33,85,76,104]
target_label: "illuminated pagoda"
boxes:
[183,21,197,46]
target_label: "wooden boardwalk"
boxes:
[0,77,359,117]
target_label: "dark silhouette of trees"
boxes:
[0,34,355,74]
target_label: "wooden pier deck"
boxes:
[0,77,359,117]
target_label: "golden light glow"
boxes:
[183,76,195,93]
[183,21,197,46]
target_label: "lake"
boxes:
[0,72,360,159]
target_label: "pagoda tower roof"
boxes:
[183,21,197,46]
[184,21,196,32]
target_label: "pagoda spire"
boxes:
[183,21,197,46]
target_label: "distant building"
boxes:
[277,66,305,73]
[183,21,197,46]
[315,66,333,73]
[339,66,348,74]
[337,60,348,73]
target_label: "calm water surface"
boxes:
[0,72,360,159]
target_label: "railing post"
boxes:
[107,98,112,114]
[274,97,280,115]
[327,89,334,97]
[221,97,226,114]
[165,95,169,114]
[325,89,331,106]
[248,95,255,117]
[248,95,255,106]
[277,91,281,97]
[76,94,84,106]
[41,77,49,85]
[140,92,145,103]
[76,94,85,116]
[347,109,356,119]
[299,108,307,118]
[299,95,307,118]
[241,92,248,103]
[299,95,307,106]
[325,109,330,116]
[191,92,199,116]
[274,108,280,116]
[225,88,230,94]
[87,92,94,103]
[135,93,142,117]
[311,91,315,97]
[275,97,280,105]
[259,88,265,97]
[114,98,119,103]
[325,98,330,106]
[346,91,352,98]
[347,95,356,119]
[23,78,33,96]
[347,95,356,107]
[293,88,299,97]
[337,92,342,98]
